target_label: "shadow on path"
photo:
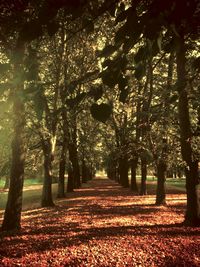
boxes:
[0,177,198,267]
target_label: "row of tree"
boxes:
[0,0,200,231]
[101,0,200,227]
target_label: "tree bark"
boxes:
[69,143,81,188]
[67,163,74,192]
[81,160,88,183]
[107,158,117,181]
[116,165,120,183]
[57,138,67,198]
[1,44,25,231]
[176,35,200,226]
[2,96,25,231]
[41,141,54,207]
[113,166,118,181]
[140,157,147,195]
[130,158,138,192]
[119,156,129,188]
[156,160,166,205]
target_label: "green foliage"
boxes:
[0,83,11,95]
[0,63,10,75]
[66,92,87,108]
[0,0,200,228]
[90,103,112,123]
[140,149,154,163]
[0,161,11,176]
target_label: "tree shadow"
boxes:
[1,220,199,259]
[0,177,193,263]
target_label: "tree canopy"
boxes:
[0,0,200,232]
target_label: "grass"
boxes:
[0,179,5,188]
[0,178,43,189]
[0,176,187,213]
[150,177,186,190]
[135,175,186,189]
[24,178,43,186]
[0,183,59,211]
[166,179,186,193]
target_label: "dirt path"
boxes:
[0,177,199,266]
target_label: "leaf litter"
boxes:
[0,178,199,266]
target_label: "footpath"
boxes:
[0,177,199,266]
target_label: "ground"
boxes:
[0,177,200,266]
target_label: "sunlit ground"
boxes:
[0,178,199,266]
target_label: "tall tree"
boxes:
[1,42,26,231]
[100,0,200,225]
[0,0,99,230]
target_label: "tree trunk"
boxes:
[130,158,138,192]
[176,35,200,226]
[119,156,129,188]
[41,142,54,207]
[107,160,117,181]
[67,163,74,192]
[140,157,147,195]
[58,95,68,197]
[1,44,25,231]
[1,97,25,231]
[116,164,120,183]
[57,138,67,198]
[88,166,93,180]
[112,166,117,181]
[156,160,166,205]
[81,160,87,183]
[69,143,81,189]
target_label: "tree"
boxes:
[175,34,199,225]
[0,0,102,230]
[100,0,200,225]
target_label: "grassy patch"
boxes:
[166,178,185,186]
[24,178,43,186]
[0,178,43,189]
[0,184,59,211]
[0,177,186,212]
[0,179,5,188]
[135,176,186,188]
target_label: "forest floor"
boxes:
[0,177,199,267]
